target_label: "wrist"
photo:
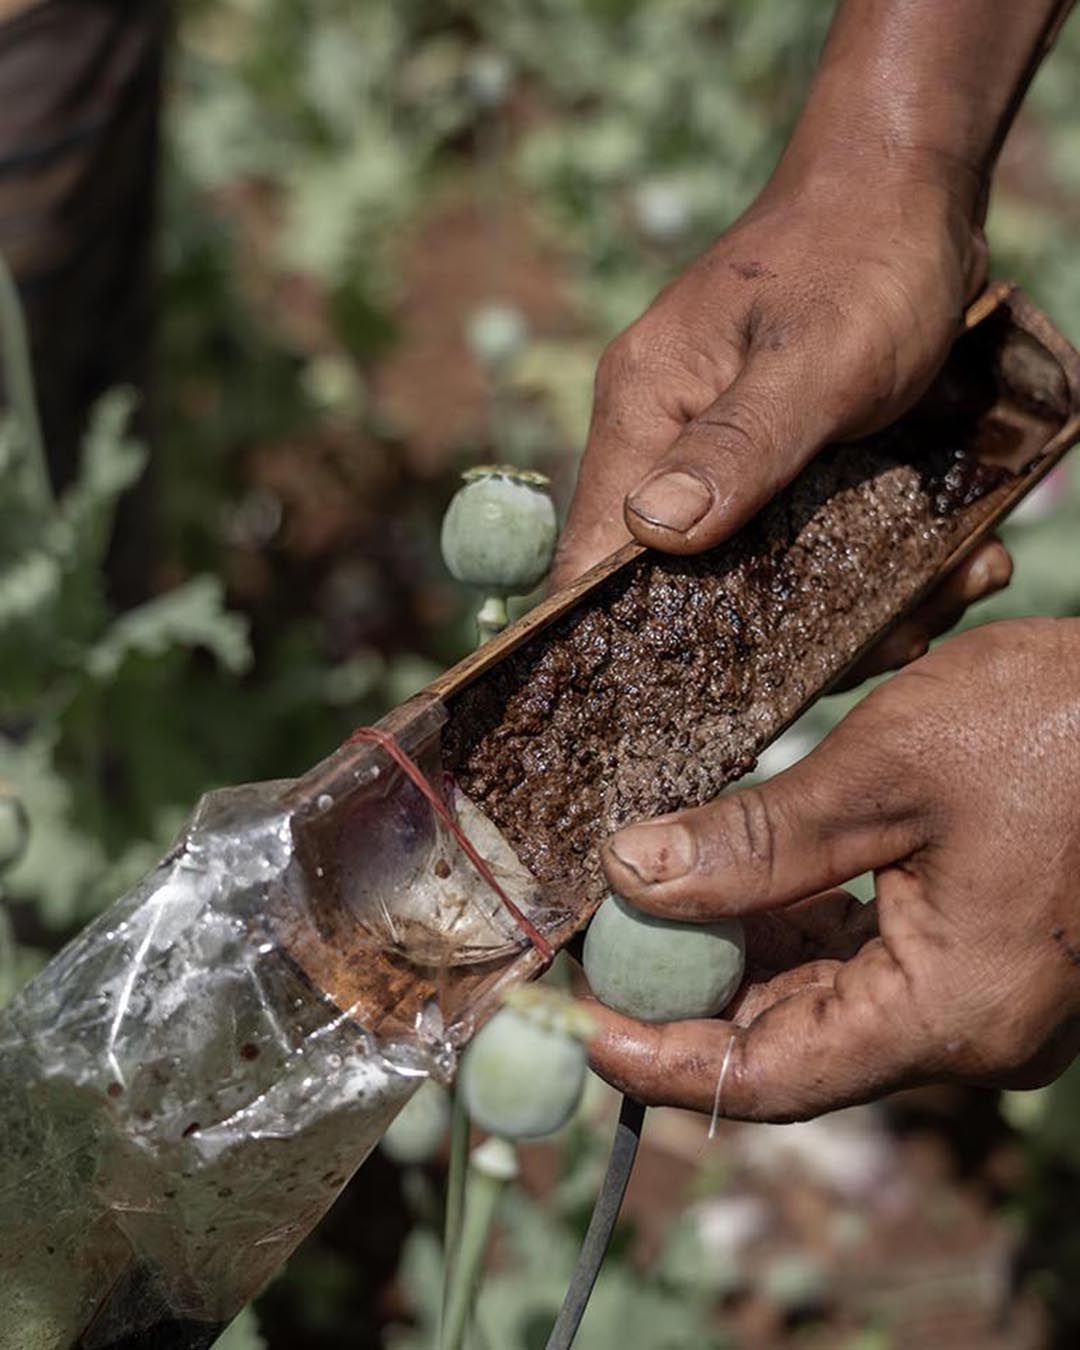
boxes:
[776,0,1075,232]
[752,138,986,301]
[773,109,986,227]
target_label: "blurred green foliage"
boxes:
[387,1109,731,1350]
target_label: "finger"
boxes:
[622,346,843,554]
[691,888,876,1023]
[728,888,876,1022]
[833,538,1012,690]
[551,438,660,591]
[743,889,877,973]
[586,937,931,1121]
[903,536,1013,635]
[550,340,724,588]
[602,706,926,919]
[726,958,843,1026]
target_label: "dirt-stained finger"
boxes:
[585,937,931,1121]
[549,333,717,589]
[742,889,878,973]
[602,707,926,922]
[724,958,844,1026]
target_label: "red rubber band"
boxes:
[345,725,553,965]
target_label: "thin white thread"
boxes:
[708,1032,737,1140]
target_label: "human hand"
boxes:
[553,164,1011,680]
[585,619,1080,1122]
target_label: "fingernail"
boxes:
[609,821,696,885]
[627,471,713,534]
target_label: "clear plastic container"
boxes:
[0,697,562,1349]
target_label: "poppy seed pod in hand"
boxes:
[584,892,745,1023]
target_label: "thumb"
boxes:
[623,348,845,554]
[602,711,928,920]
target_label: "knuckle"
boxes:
[733,788,778,868]
[724,1025,815,1124]
[639,1025,691,1109]
[597,324,658,389]
[703,788,778,897]
[833,946,899,1023]
[687,396,769,460]
[719,1029,758,1118]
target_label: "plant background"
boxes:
[2,1,1080,1347]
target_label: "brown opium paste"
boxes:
[280,290,1079,1036]
[444,302,1076,904]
